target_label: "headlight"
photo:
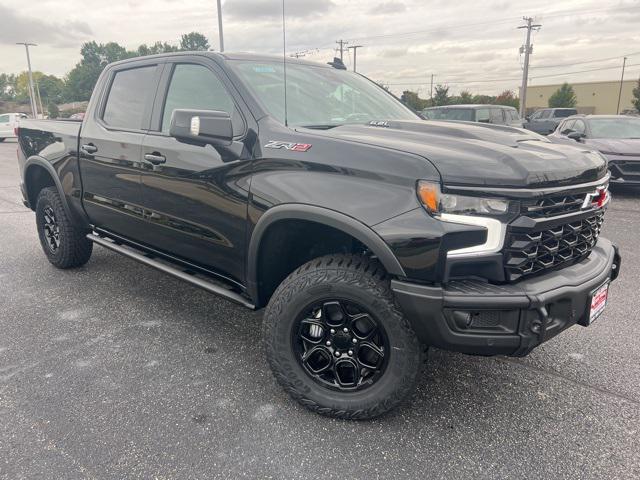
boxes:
[417,181,513,218]
[417,181,514,257]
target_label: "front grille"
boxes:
[504,209,605,281]
[520,193,585,218]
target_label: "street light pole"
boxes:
[616,56,627,114]
[16,42,38,118]
[216,0,224,52]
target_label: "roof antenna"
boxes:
[282,0,289,127]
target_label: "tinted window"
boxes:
[561,119,575,132]
[162,64,236,133]
[424,108,474,121]
[554,109,577,118]
[539,110,552,119]
[573,120,586,134]
[0,114,9,123]
[490,108,504,124]
[103,66,157,130]
[476,108,490,122]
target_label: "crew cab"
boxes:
[16,52,620,419]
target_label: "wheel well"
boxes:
[25,164,55,210]
[256,219,371,307]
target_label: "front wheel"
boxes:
[263,254,423,419]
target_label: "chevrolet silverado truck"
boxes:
[17,52,621,419]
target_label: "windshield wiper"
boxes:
[299,124,342,130]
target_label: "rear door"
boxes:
[79,61,163,236]
[136,58,255,285]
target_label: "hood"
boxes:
[586,138,640,156]
[306,120,608,188]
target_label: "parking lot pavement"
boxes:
[0,137,639,479]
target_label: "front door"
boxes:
[79,62,162,237]
[137,60,254,286]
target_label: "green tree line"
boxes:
[0,32,210,110]
[401,85,520,111]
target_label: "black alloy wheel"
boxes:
[42,205,61,253]
[293,299,389,391]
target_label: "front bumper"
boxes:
[392,237,621,357]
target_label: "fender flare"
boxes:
[246,204,406,304]
[23,156,73,219]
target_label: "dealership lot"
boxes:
[0,139,639,479]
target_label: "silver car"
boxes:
[548,114,640,186]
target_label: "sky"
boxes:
[1,0,639,96]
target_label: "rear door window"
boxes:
[554,109,577,118]
[476,109,490,122]
[102,65,158,130]
[0,114,9,123]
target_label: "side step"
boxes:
[87,233,255,309]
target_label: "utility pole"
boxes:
[617,56,627,114]
[430,74,434,103]
[347,45,363,72]
[216,0,224,52]
[16,42,38,118]
[518,17,541,118]
[336,40,348,61]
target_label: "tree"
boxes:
[0,73,18,100]
[495,90,519,110]
[632,76,640,113]
[432,84,450,106]
[400,90,429,111]
[48,102,60,119]
[548,83,577,108]
[137,41,179,56]
[180,32,210,51]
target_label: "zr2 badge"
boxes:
[264,140,312,152]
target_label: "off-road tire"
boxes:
[35,187,92,268]
[263,254,423,419]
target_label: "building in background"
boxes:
[526,79,637,115]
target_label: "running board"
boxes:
[87,233,255,309]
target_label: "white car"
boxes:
[0,112,28,141]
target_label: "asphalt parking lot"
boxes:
[0,138,639,479]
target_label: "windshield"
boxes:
[554,109,577,118]
[424,108,474,121]
[231,60,418,127]
[589,117,640,139]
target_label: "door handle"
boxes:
[81,143,98,154]
[144,153,166,165]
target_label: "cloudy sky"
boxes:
[1,0,639,95]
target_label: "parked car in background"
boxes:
[422,105,523,127]
[549,114,640,185]
[69,112,85,120]
[524,108,578,135]
[0,112,28,141]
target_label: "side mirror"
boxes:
[169,109,233,145]
[567,131,585,141]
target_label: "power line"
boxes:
[531,51,640,70]
[336,40,348,61]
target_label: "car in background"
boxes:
[523,108,578,135]
[0,112,28,141]
[421,105,523,127]
[69,112,85,120]
[548,114,640,185]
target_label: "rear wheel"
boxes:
[263,254,423,419]
[35,187,92,268]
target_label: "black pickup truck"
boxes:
[17,52,620,419]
